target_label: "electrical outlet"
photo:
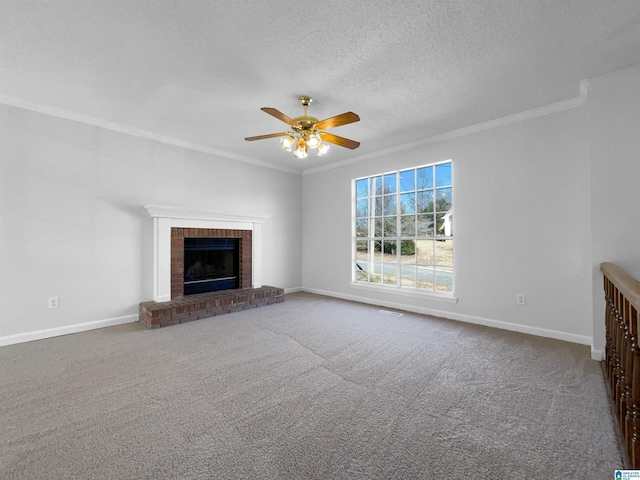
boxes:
[328,273,334,280]
[48,297,59,309]
[516,294,526,306]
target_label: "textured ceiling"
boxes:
[2,0,640,174]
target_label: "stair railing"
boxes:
[601,262,640,467]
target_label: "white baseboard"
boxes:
[284,286,304,294]
[1,288,300,347]
[4,289,602,361]
[301,287,594,348]
[0,314,138,347]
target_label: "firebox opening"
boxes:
[183,238,239,295]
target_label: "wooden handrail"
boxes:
[601,262,640,309]
[601,262,640,468]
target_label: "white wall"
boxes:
[0,104,302,343]
[589,63,640,354]
[302,105,594,345]
[2,64,638,351]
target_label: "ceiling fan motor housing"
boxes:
[293,116,319,135]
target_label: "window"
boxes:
[353,160,453,293]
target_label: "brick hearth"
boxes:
[139,285,284,329]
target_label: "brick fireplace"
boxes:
[139,206,283,328]
[144,205,267,303]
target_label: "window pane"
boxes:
[356,240,368,261]
[382,240,397,256]
[416,190,434,213]
[435,239,453,266]
[356,199,368,218]
[442,211,452,237]
[435,212,448,235]
[372,176,383,195]
[436,266,453,292]
[383,173,397,194]
[356,219,368,237]
[417,166,433,189]
[400,249,416,268]
[417,265,435,290]
[399,170,415,192]
[400,193,415,214]
[383,195,396,216]
[373,217,383,237]
[356,265,368,282]
[374,196,382,216]
[399,240,416,258]
[400,215,415,237]
[373,241,383,262]
[417,214,434,236]
[383,263,397,285]
[356,178,368,198]
[435,187,452,212]
[371,262,382,283]
[435,162,452,187]
[400,264,416,287]
[383,217,396,237]
[416,239,434,265]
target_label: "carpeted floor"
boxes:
[0,292,623,479]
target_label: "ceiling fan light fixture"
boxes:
[280,134,295,151]
[307,133,321,149]
[293,138,308,158]
[317,142,330,156]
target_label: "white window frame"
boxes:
[351,160,456,302]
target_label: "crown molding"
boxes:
[302,79,590,175]
[1,79,589,178]
[0,95,300,175]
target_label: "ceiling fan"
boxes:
[245,96,360,158]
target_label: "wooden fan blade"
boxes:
[261,108,300,127]
[319,132,360,150]
[315,112,360,130]
[245,132,289,141]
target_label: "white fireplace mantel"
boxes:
[145,205,268,302]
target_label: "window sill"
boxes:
[349,282,458,304]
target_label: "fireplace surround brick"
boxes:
[170,227,252,299]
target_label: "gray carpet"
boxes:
[0,292,622,479]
